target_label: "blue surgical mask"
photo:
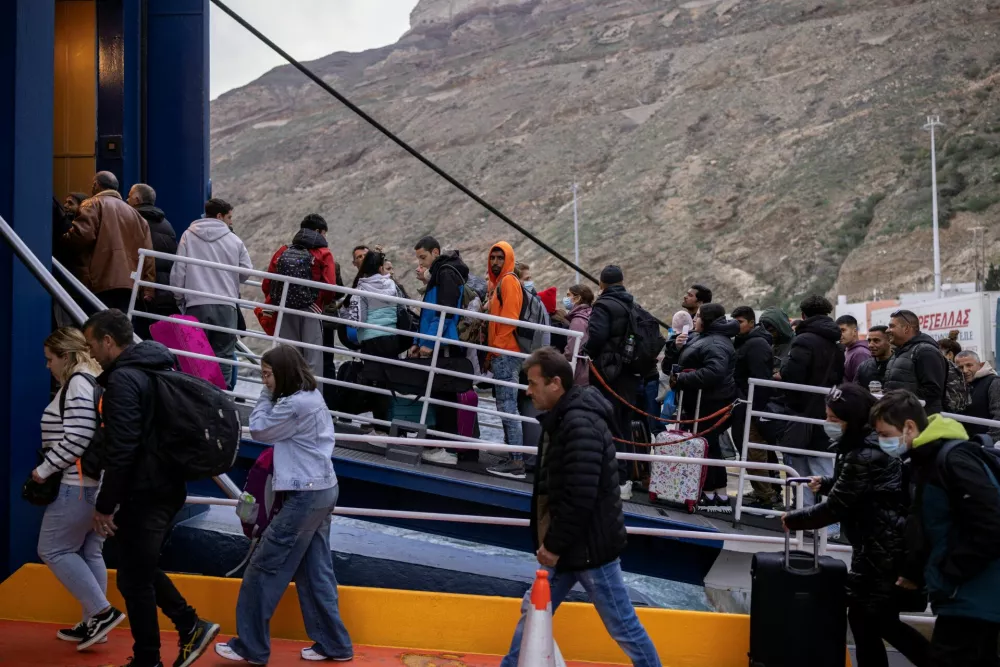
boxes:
[823,421,844,443]
[878,436,907,458]
[523,280,535,291]
[563,297,574,310]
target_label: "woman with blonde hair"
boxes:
[34,327,125,648]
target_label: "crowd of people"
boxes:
[35,172,1000,666]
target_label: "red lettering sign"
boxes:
[919,308,971,331]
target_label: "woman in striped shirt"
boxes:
[33,327,124,648]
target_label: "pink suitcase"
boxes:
[456,389,479,438]
[149,315,228,389]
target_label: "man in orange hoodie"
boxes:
[485,242,527,479]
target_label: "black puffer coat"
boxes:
[734,325,774,410]
[585,285,633,381]
[532,385,627,572]
[784,430,907,607]
[779,314,844,418]
[95,341,186,515]
[884,332,947,415]
[674,318,740,415]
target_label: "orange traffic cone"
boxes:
[518,570,567,667]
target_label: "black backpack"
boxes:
[59,373,106,480]
[911,343,970,412]
[623,303,666,377]
[146,369,241,480]
[936,438,1000,492]
[270,245,319,310]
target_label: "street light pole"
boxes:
[923,115,944,299]
[572,183,580,285]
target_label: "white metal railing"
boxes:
[128,248,583,435]
[734,377,1000,523]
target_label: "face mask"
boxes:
[823,421,844,442]
[878,436,907,458]
[523,281,535,291]
[563,297,574,310]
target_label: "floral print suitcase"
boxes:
[648,429,708,513]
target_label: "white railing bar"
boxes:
[751,409,827,427]
[747,442,837,459]
[132,276,539,362]
[419,302,449,424]
[743,474,787,485]
[749,377,836,396]
[131,308,531,393]
[139,249,580,337]
[941,411,1000,429]
[335,433,537,455]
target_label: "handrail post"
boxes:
[692,389,702,435]
[270,280,291,349]
[127,255,145,318]
[734,384,755,524]
[569,334,582,377]
[419,309,449,425]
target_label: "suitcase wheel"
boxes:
[649,492,657,501]
[685,499,696,513]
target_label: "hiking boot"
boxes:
[174,618,220,667]
[302,646,354,662]
[421,448,458,466]
[77,606,126,650]
[487,458,526,480]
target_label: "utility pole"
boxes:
[572,183,580,285]
[923,115,944,299]
[972,226,986,292]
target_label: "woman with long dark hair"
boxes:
[217,345,352,664]
[782,383,929,667]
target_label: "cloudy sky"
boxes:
[210,0,418,99]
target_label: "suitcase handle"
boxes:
[783,477,821,574]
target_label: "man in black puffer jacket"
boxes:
[884,309,947,415]
[83,309,219,667]
[128,183,179,339]
[776,295,844,505]
[498,348,661,667]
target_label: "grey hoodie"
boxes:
[170,218,253,309]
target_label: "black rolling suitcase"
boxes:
[749,478,847,667]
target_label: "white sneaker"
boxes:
[421,448,458,465]
[620,480,633,500]
[301,646,354,661]
[215,642,264,664]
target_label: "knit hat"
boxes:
[600,265,624,285]
[538,286,558,314]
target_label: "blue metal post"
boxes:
[0,0,56,577]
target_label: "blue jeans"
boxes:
[37,484,109,619]
[493,354,523,459]
[499,560,661,667]
[782,453,834,506]
[229,485,352,663]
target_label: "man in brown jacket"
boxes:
[63,171,155,311]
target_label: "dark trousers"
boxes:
[849,605,930,667]
[115,484,199,665]
[930,616,1000,667]
[701,415,731,493]
[97,288,135,314]
[591,370,639,483]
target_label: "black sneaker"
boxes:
[714,496,733,513]
[486,458,526,480]
[121,659,164,667]
[57,621,88,642]
[174,618,221,667]
[697,493,715,512]
[77,606,126,650]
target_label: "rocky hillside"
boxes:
[211,0,1000,318]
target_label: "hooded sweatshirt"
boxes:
[907,415,1000,622]
[487,241,523,354]
[843,339,872,384]
[760,307,795,371]
[350,273,399,341]
[170,218,253,310]
[963,362,1000,441]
